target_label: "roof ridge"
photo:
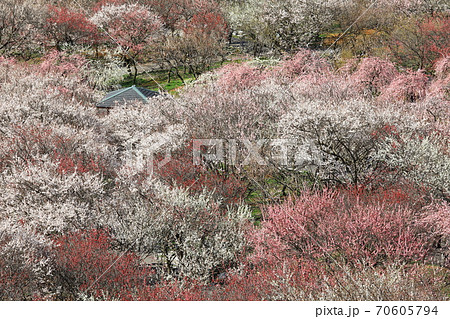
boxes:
[131,85,149,101]
[100,86,135,103]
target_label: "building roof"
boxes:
[96,85,159,108]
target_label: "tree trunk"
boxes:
[133,63,138,85]
[174,67,185,84]
[168,68,172,83]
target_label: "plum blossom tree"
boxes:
[251,189,430,267]
[348,57,399,96]
[0,153,106,235]
[378,70,428,102]
[225,0,336,54]
[0,220,53,300]
[52,229,148,300]
[143,0,225,32]
[150,1,229,81]
[153,143,247,205]
[90,3,164,83]
[389,15,449,71]
[276,49,332,80]
[39,49,88,77]
[101,178,251,282]
[434,56,450,78]
[216,62,267,92]
[427,56,450,101]
[44,5,100,51]
[175,76,291,142]
[0,0,43,57]
[373,131,450,200]
[277,98,425,186]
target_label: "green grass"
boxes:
[119,63,225,93]
[119,58,251,93]
[120,68,196,94]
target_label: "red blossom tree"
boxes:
[277,49,332,80]
[144,0,224,33]
[183,10,228,39]
[146,0,229,80]
[90,3,163,83]
[44,5,100,50]
[389,15,450,71]
[153,144,247,205]
[427,56,450,100]
[39,50,87,77]
[53,229,149,300]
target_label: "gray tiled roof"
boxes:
[96,85,159,108]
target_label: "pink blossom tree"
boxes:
[348,57,399,96]
[427,56,450,100]
[251,189,430,267]
[379,70,429,102]
[216,62,267,92]
[276,49,332,80]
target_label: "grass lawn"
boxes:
[119,58,250,93]
[119,69,196,94]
